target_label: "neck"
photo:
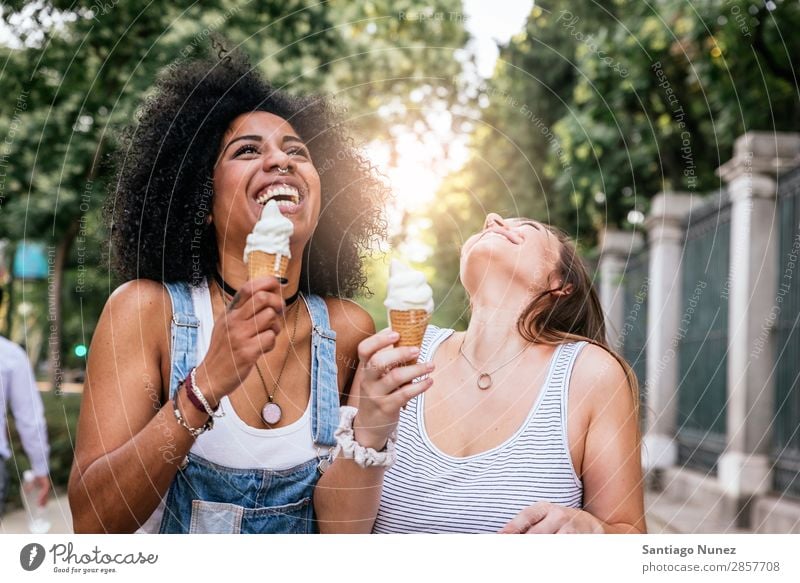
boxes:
[217,247,301,299]
[463,294,530,363]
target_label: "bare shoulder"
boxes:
[324,298,375,396]
[107,278,170,311]
[324,297,376,345]
[570,342,635,417]
[96,279,172,374]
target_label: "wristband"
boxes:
[186,367,224,418]
[334,406,396,468]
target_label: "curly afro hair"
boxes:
[107,52,388,298]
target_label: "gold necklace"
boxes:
[217,281,302,425]
[458,337,530,390]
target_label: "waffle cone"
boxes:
[389,309,430,364]
[247,251,289,283]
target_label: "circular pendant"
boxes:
[261,402,283,425]
[477,373,493,390]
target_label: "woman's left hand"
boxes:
[498,502,605,534]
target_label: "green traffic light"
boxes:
[74,344,88,358]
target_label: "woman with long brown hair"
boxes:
[314,213,646,533]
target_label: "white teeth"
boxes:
[255,184,301,206]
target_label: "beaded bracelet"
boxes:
[172,396,213,438]
[185,367,224,418]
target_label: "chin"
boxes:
[460,246,501,293]
[462,245,536,295]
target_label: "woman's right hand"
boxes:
[352,329,434,450]
[194,277,285,404]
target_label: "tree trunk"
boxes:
[3,241,15,336]
[49,220,79,392]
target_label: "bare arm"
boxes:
[578,345,646,534]
[68,278,284,533]
[500,344,646,534]
[68,280,185,532]
[315,327,434,533]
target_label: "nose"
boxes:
[484,213,504,229]
[261,146,294,174]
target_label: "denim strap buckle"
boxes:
[172,314,199,328]
[312,324,336,340]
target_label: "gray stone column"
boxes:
[716,132,800,518]
[597,229,644,347]
[642,192,697,479]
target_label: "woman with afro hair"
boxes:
[68,51,385,533]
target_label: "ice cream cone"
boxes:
[247,251,289,283]
[244,200,293,284]
[389,309,430,364]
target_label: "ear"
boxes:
[548,277,573,297]
[551,283,573,297]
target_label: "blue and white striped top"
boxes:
[372,326,586,533]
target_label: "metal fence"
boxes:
[620,249,648,427]
[774,166,800,499]
[676,193,731,474]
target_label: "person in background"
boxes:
[0,288,51,518]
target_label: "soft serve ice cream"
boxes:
[244,200,293,281]
[384,260,433,359]
[384,260,434,313]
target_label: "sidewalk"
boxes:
[1,492,669,535]
[0,490,73,534]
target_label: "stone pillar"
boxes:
[597,229,644,347]
[716,132,800,525]
[642,192,698,483]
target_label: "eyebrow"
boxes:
[222,134,306,155]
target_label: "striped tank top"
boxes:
[372,326,586,533]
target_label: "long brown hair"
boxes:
[517,224,640,420]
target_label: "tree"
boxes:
[552,0,800,234]
[0,0,471,386]
[424,0,800,325]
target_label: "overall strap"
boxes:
[163,281,200,400]
[303,294,338,448]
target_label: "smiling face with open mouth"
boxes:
[460,213,563,299]
[212,111,321,262]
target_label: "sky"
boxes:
[380,0,535,260]
[463,0,534,77]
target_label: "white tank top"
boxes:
[137,281,329,533]
[373,326,586,533]
[189,282,330,470]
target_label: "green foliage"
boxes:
[5,391,82,511]
[553,0,800,234]
[425,0,800,323]
[0,0,471,366]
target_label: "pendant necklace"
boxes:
[458,337,531,390]
[215,274,302,425]
[254,298,301,425]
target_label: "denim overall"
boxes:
[158,281,339,534]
